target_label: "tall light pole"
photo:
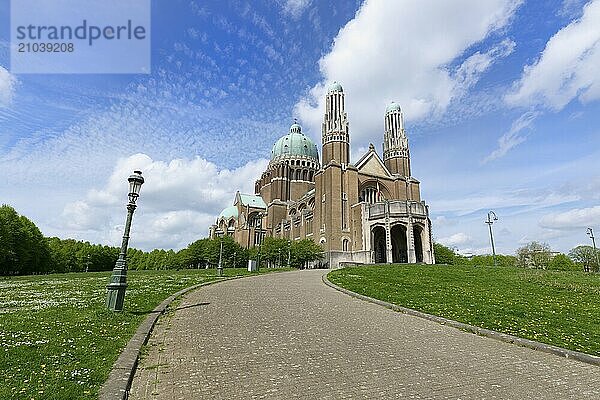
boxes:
[587,228,599,272]
[217,239,224,277]
[485,211,498,267]
[278,248,282,268]
[106,170,144,311]
[255,212,264,271]
[287,239,291,268]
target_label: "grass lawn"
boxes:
[328,264,600,356]
[0,267,288,400]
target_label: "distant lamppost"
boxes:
[587,228,599,271]
[485,211,498,267]
[106,170,144,311]
[255,213,264,271]
[278,248,282,268]
[217,239,224,277]
[287,239,291,269]
[84,254,91,273]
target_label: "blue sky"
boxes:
[1,0,599,255]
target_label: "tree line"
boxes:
[0,205,323,276]
[434,240,600,272]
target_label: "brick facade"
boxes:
[210,83,434,268]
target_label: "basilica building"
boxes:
[209,82,434,268]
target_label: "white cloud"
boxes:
[60,153,268,250]
[438,232,473,247]
[280,0,312,18]
[539,206,600,230]
[295,0,522,147]
[454,39,516,94]
[482,110,538,163]
[0,66,16,107]
[505,0,600,110]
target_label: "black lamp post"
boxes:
[587,228,599,271]
[217,238,224,277]
[255,213,264,271]
[106,170,144,311]
[485,211,498,266]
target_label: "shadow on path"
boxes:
[173,302,210,311]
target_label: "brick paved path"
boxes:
[129,270,599,399]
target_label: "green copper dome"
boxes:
[271,123,319,161]
[218,206,238,220]
[386,102,402,113]
[327,81,343,93]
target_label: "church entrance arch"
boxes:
[391,224,408,263]
[413,225,424,263]
[371,226,386,263]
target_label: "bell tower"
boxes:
[383,102,410,176]
[322,82,350,165]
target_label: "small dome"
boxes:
[327,81,343,93]
[218,206,238,220]
[386,102,402,113]
[271,123,319,161]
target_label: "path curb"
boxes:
[322,272,600,367]
[98,276,242,400]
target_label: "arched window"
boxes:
[342,238,349,252]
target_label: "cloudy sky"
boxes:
[1,0,600,255]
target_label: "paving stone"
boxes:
[129,270,600,399]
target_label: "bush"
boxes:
[548,254,577,271]
[433,243,456,265]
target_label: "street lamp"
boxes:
[85,254,91,273]
[278,248,282,268]
[587,228,599,271]
[485,211,498,267]
[287,239,291,269]
[106,170,144,311]
[217,238,224,277]
[255,212,264,271]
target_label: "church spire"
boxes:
[322,81,350,164]
[383,102,411,176]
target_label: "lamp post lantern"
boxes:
[106,170,144,311]
[485,211,498,267]
[587,228,599,271]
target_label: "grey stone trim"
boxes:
[98,277,242,400]
[322,272,600,367]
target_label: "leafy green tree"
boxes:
[516,241,552,269]
[0,205,52,275]
[259,237,290,267]
[569,245,600,272]
[433,243,456,265]
[290,239,323,268]
[548,253,577,271]
[47,237,119,273]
